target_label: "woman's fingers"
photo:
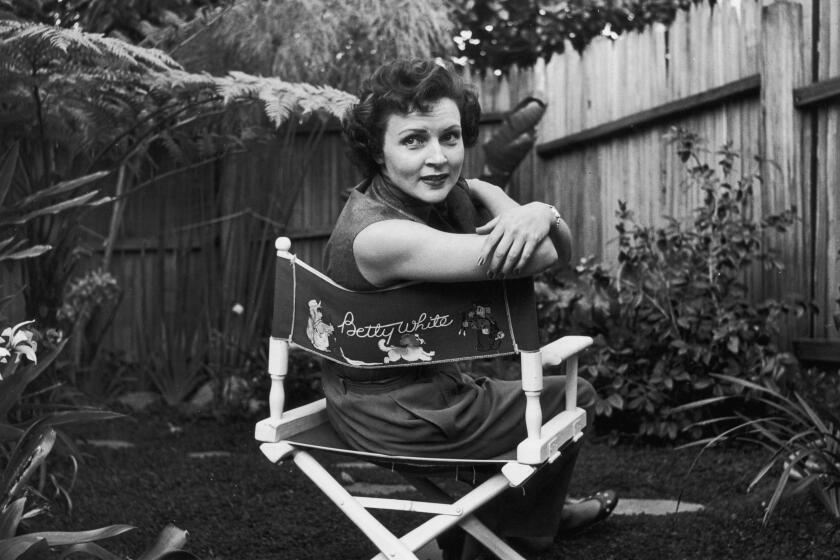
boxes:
[499,237,526,275]
[488,234,515,276]
[478,224,502,267]
[475,216,499,235]
[514,237,537,272]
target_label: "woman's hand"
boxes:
[475,202,553,276]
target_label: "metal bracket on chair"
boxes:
[259,441,296,463]
[501,462,536,487]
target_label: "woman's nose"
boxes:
[425,141,446,165]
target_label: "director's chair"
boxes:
[255,237,592,560]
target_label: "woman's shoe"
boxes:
[557,489,619,537]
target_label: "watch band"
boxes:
[543,203,568,259]
[544,203,563,232]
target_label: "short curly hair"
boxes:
[342,59,482,178]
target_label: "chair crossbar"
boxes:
[355,497,462,516]
[372,474,514,560]
[405,475,528,560]
[460,517,527,560]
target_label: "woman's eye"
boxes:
[401,135,423,146]
[442,131,462,144]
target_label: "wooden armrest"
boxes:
[540,336,593,368]
[516,407,586,465]
[255,398,329,442]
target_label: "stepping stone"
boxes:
[85,439,135,449]
[344,482,416,496]
[336,461,373,469]
[116,391,158,412]
[612,498,704,516]
[188,451,233,459]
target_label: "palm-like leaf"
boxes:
[680,375,840,523]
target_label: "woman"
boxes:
[322,58,615,557]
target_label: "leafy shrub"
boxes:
[537,130,805,442]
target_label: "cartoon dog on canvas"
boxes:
[379,333,435,363]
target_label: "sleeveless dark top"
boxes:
[323,174,478,290]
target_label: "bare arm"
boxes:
[353,219,557,286]
[467,178,572,274]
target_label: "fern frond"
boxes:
[214,72,357,127]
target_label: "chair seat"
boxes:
[283,418,517,472]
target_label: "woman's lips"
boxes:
[421,173,449,186]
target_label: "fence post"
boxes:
[759,0,808,344]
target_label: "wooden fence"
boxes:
[478,0,839,344]
[60,0,839,357]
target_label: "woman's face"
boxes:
[377,97,465,205]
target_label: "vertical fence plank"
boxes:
[760,1,809,343]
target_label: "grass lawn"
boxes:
[38,410,840,560]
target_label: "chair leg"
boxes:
[460,517,527,560]
[288,448,420,560]
[405,476,526,560]
[370,474,515,560]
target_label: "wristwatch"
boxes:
[544,203,563,232]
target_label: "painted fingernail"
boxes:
[487,271,495,279]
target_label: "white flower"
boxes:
[1,320,38,364]
[231,303,244,315]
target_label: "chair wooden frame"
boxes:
[255,237,592,560]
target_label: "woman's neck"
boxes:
[369,173,434,222]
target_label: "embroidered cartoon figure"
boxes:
[379,333,436,363]
[305,299,334,351]
[458,304,505,351]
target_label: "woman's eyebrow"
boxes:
[397,126,430,135]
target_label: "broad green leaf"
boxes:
[794,392,830,434]
[137,525,188,560]
[0,535,49,560]
[0,143,18,208]
[668,395,730,414]
[37,410,125,429]
[747,453,783,493]
[3,245,52,260]
[24,524,135,546]
[763,447,811,524]
[14,191,100,223]
[0,426,56,505]
[0,497,26,539]
[60,541,124,560]
[16,171,110,208]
